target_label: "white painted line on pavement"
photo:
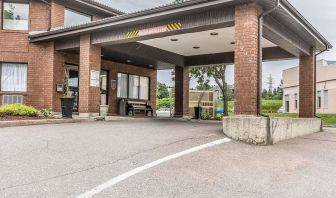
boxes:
[76,138,231,198]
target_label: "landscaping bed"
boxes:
[0,104,54,121]
[0,115,56,121]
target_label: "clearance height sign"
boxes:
[126,22,182,38]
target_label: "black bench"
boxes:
[126,100,154,116]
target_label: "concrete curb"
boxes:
[0,119,82,128]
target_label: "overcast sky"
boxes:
[100,0,335,88]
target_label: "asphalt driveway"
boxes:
[0,120,335,198]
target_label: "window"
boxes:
[317,91,322,109]
[2,1,29,30]
[323,90,329,109]
[285,95,290,113]
[3,95,23,105]
[117,73,128,98]
[294,93,298,109]
[117,73,150,100]
[64,9,91,27]
[128,75,139,99]
[1,63,27,92]
[139,76,149,100]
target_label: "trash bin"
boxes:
[119,99,127,116]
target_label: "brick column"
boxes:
[79,35,102,117]
[174,66,189,117]
[299,50,316,118]
[51,0,64,29]
[234,3,263,115]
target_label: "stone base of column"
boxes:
[223,116,322,145]
[79,113,100,118]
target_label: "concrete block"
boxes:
[223,116,322,145]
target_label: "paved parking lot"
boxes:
[0,120,336,198]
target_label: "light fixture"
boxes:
[149,65,153,68]
[193,46,200,49]
[126,60,132,63]
[210,32,219,36]
[170,38,179,42]
[230,42,235,45]
[101,54,104,57]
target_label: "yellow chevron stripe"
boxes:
[127,30,139,38]
[167,22,182,31]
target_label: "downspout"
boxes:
[257,0,280,145]
[314,46,329,131]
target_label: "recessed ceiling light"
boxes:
[126,60,132,63]
[210,32,219,36]
[193,46,200,49]
[170,38,179,41]
[230,42,235,45]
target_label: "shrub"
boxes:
[39,109,53,117]
[201,112,212,120]
[262,100,282,113]
[157,98,174,109]
[0,104,39,117]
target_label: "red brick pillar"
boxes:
[79,35,102,117]
[299,50,316,118]
[51,0,64,29]
[174,66,189,117]
[234,3,262,115]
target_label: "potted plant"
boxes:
[194,91,205,120]
[61,68,74,118]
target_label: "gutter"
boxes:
[314,46,330,121]
[257,0,280,145]
[257,0,280,116]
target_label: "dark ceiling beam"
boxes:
[184,47,296,66]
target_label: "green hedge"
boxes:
[157,98,174,109]
[217,100,282,114]
[0,104,39,117]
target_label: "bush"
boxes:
[0,104,39,117]
[262,100,282,113]
[39,109,53,117]
[201,112,212,120]
[157,98,174,109]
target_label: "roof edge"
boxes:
[279,0,333,50]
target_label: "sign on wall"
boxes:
[126,22,182,38]
[90,70,100,87]
[111,80,117,90]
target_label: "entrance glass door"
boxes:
[66,64,79,112]
[100,70,108,105]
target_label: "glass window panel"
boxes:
[3,2,29,30]
[1,63,27,92]
[139,76,149,100]
[128,75,139,99]
[117,73,128,98]
[324,90,328,109]
[64,9,91,27]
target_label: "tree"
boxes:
[190,65,230,116]
[157,82,170,99]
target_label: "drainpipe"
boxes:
[314,46,329,131]
[257,0,280,145]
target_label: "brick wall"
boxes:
[51,0,65,28]
[79,35,102,114]
[30,0,51,31]
[102,61,157,115]
[299,51,316,118]
[234,3,262,115]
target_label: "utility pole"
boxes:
[266,74,275,91]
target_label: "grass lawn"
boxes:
[266,113,336,126]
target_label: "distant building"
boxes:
[282,60,336,114]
